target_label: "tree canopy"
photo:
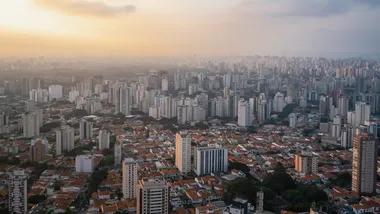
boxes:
[263,163,296,194]
[40,121,61,133]
[28,195,47,204]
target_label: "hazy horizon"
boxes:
[1,0,380,58]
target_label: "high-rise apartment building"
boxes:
[348,111,356,126]
[98,129,110,150]
[29,138,48,162]
[273,92,285,112]
[9,170,27,214]
[22,112,40,138]
[341,125,355,149]
[114,140,122,166]
[294,153,318,174]
[80,119,93,140]
[339,95,349,117]
[238,99,251,127]
[136,178,169,214]
[194,144,228,176]
[119,86,131,116]
[289,113,297,129]
[177,105,187,125]
[0,113,9,134]
[29,88,49,103]
[352,132,378,195]
[48,85,63,101]
[223,87,230,98]
[75,155,94,173]
[332,115,342,138]
[56,125,74,155]
[122,158,138,199]
[257,100,268,122]
[355,102,371,128]
[175,133,191,174]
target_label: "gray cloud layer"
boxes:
[33,0,136,17]
[242,0,380,18]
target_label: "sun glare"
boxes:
[0,0,84,36]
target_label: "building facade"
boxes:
[352,132,378,195]
[29,138,48,162]
[238,99,251,127]
[289,113,297,129]
[175,133,191,174]
[114,140,122,166]
[56,125,74,155]
[122,158,138,199]
[48,85,63,101]
[136,178,169,214]
[80,120,93,140]
[98,129,110,150]
[9,170,27,214]
[194,144,228,176]
[22,112,40,138]
[294,153,318,174]
[75,155,94,173]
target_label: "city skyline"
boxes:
[1,0,380,57]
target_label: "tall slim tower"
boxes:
[98,129,110,150]
[9,170,27,214]
[56,125,74,155]
[352,132,378,195]
[338,95,349,117]
[122,158,138,199]
[175,133,191,174]
[80,120,93,140]
[256,191,264,212]
[114,140,122,166]
[238,99,251,127]
[22,112,40,138]
[0,113,9,134]
[119,86,131,116]
[289,113,297,129]
[332,115,342,138]
[355,102,371,128]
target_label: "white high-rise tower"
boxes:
[238,99,251,127]
[355,102,371,128]
[122,158,138,199]
[98,129,110,150]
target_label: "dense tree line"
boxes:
[224,163,328,212]
[40,121,61,133]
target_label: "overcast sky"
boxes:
[0,0,379,57]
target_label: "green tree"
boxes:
[305,187,328,202]
[101,148,113,156]
[263,162,296,194]
[28,195,47,204]
[114,187,123,200]
[63,207,75,214]
[282,190,303,204]
[40,121,61,133]
[228,162,250,174]
[53,180,64,191]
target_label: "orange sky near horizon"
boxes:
[2,0,379,57]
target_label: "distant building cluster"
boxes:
[2,56,380,214]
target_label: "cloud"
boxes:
[33,0,136,17]
[240,0,380,18]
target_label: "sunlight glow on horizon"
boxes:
[0,0,379,57]
[0,0,92,37]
